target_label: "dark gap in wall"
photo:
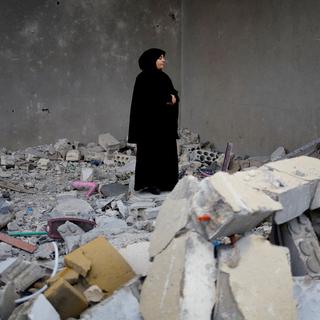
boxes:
[42,108,50,113]
[169,12,176,21]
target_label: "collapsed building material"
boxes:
[265,156,320,209]
[98,133,120,151]
[64,236,135,296]
[0,282,18,320]
[65,149,81,162]
[278,214,320,277]
[0,178,35,194]
[214,235,297,320]
[80,285,142,320]
[45,278,88,319]
[0,233,37,253]
[149,175,200,258]
[293,277,320,320]
[50,198,94,217]
[235,167,314,224]
[140,231,215,320]
[192,172,282,239]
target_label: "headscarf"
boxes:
[138,48,166,71]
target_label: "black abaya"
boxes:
[128,48,179,191]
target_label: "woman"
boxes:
[128,48,179,194]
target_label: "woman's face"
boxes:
[156,55,166,70]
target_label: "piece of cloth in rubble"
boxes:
[128,48,179,191]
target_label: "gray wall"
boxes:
[182,0,320,155]
[0,0,181,149]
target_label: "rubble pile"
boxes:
[0,129,320,318]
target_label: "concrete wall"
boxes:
[182,0,320,155]
[0,0,181,149]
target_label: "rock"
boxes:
[66,150,81,162]
[140,231,215,320]
[80,286,142,320]
[214,235,297,320]
[57,221,85,238]
[37,158,51,170]
[35,243,55,260]
[51,198,94,217]
[270,146,286,161]
[80,168,94,182]
[192,171,282,239]
[0,243,12,261]
[119,242,151,276]
[54,138,72,158]
[98,133,120,151]
[99,183,128,197]
[293,277,320,320]
[0,281,18,320]
[83,285,104,303]
[149,175,200,258]
[235,167,314,224]
[0,198,12,215]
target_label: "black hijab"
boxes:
[138,48,166,71]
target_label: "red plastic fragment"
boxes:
[197,214,212,222]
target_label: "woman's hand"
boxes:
[171,94,177,105]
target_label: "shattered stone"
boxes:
[83,285,104,303]
[66,149,81,162]
[214,235,297,320]
[149,175,200,258]
[80,286,142,320]
[98,133,120,151]
[293,277,320,320]
[235,166,314,224]
[37,158,51,170]
[270,146,286,161]
[0,155,15,167]
[51,198,94,217]
[35,243,55,260]
[27,294,60,320]
[80,167,94,182]
[192,171,282,239]
[0,281,19,320]
[99,182,128,197]
[140,231,215,320]
[0,243,13,260]
[54,138,73,158]
[57,221,85,238]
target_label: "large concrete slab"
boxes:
[140,231,215,320]
[149,175,200,258]
[293,277,320,320]
[192,172,282,239]
[235,167,314,224]
[214,235,297,320]
[265,156,320,209]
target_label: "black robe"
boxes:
[128,68,179,191]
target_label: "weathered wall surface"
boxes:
[0,0,181,149]
[182,0,320,155]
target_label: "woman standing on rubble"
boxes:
[128,48,179,195]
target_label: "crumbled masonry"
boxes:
[1,130,320,318]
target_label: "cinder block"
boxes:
[235,167,314,224]
[66,149,81,161]
[149,175,200,258]
[293,277,320,320]
[279,214,320,277]
[140,231,215,320]
[45,278,88,320]
[64,236,135,296]
[214,235,297,320]
[265,156,320,210]
[192,172,282,239]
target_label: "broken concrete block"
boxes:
[0,243,12,260]
[119,242,151,276]
[113,152,135,166]
[35,243,55,260]
[64,236,135,296]
[37,158,51,170]
[45,278,88,319]
[66,149,81,162]
[192,171,282,239]
[149,175,200,258]
[28,294,60,320]
[98,133,120,151]
[279,214,320,277]
[214,235,297,320]
[235,167,314,224]
[140,231,215,320]
[80,286,142,320]
[51,198,94,217]
[293,277,320,320]
[270,146,286,161]
[0,198,12,215]
[80,167,94,182]
[265,156,320,210]
[83,285,104,303]
[0,281,18,320]
[0,155,15,167]
[58,221,85,238]
[99,182,128,197]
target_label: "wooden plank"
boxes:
[0,233,37,253]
